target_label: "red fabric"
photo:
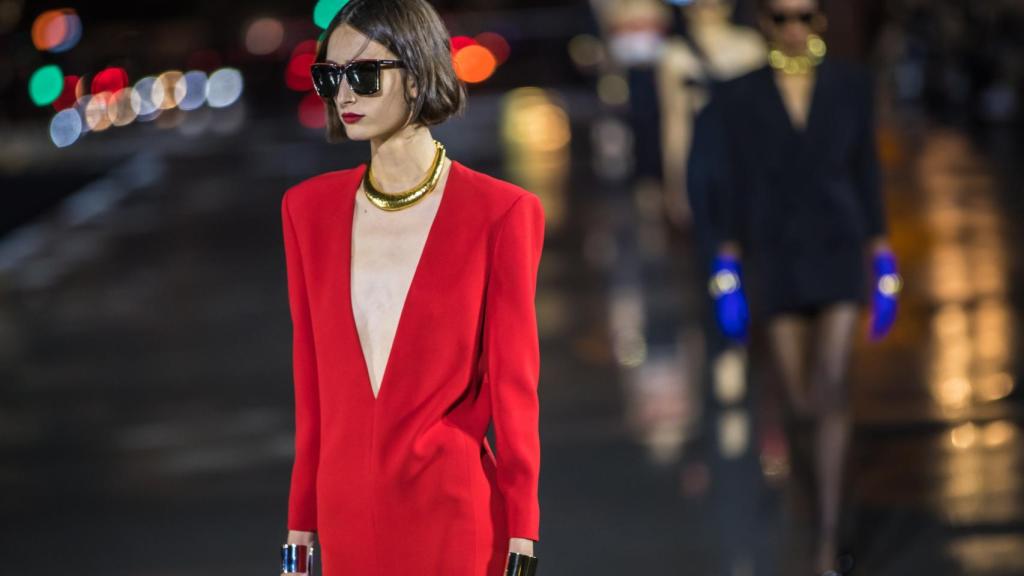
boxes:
[281,160,544,576]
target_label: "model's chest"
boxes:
[774,74,815,130]
[349,195,441,333]
[352,198,438,284]
[296,186,495,359]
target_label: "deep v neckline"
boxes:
[346,160,457,402]
[766,61,826,136]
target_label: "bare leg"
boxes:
[767,314,813,418]
[809,302,859,573]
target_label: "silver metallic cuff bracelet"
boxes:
[281,543,315,575]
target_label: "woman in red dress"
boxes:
[279,1,543,575]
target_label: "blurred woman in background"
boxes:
[657,0,764,224]
[690,0,900,573]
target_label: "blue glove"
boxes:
[869,250,901,341]
[709,254,749,342]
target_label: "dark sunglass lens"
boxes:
[771,11,816,25]
[311,65,339,97]
[347,61,380,95]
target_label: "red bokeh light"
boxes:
[52,75,82,111]
[298,91,326,128]
[91,67,129,95]
[450,35,477,55]
[475,32,510,65]
[292,39,319,58]
[287,53,316,92]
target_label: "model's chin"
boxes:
[339,118,407,142]
[781,34,809,52]
[341,124,372,141]
[343,131,372,141]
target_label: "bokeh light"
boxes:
[84,92,113,131]
[453,45,497,84]
[450,35,477,54]
[206,68,244,108]
[598,73,629,106]
[298,91,326,129]
[50,9,81,53]
[73,94,92,133]
[501,87,571,152]
[152,70,185,110]
[246,17,285,55]
[313,0,349,29]
[286,40,318,92]
[568,34,604,69]
[287,52,315,92]
[500,87,570,226]
[91,67,129,95]
[32,10,64,50]
[32,9,82,52]
[176,70,208,111]
[106,88,137,127]
[52,74,82,111]
[49,107,82,147]
[131,76,160,120]
[474,32,510,65]
[292,39,318,58]
[29,64,64,106]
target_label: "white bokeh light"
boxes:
[206,68,244,108]
[176,70,208,111]
[50,108,83,147]
[131,76,160,119]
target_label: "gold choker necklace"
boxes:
[769,34,826,75]
[363,141,447,211]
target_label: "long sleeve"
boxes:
[853,73,887,238]
[692,91,742,247]
[483,193,545,541]
[688,96,736,264]
[281,190,321,532]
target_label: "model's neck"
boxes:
[369,125,437,195]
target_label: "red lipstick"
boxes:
[342,113,364,124]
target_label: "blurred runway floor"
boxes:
[0,91,1022,576]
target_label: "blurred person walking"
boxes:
[279,1,544,575]
[658,0,765,224]
[689,0,900,573]
[590,0,672,187]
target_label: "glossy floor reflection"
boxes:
[0,91,1022,576]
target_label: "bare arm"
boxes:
[657,41,696,222]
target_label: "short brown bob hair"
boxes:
[315,0,467,143]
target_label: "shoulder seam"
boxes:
[489,192,537,257]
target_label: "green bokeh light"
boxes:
[314,0,350,30]
[29,64,64,106]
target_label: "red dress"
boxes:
[280,160,544,576]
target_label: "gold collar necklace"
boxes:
[362,140,447,211]
[769,33,827,75]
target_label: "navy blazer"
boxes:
[688,58,888,314]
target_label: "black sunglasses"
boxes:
[310,59,405,98]
[770,11,815,25]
